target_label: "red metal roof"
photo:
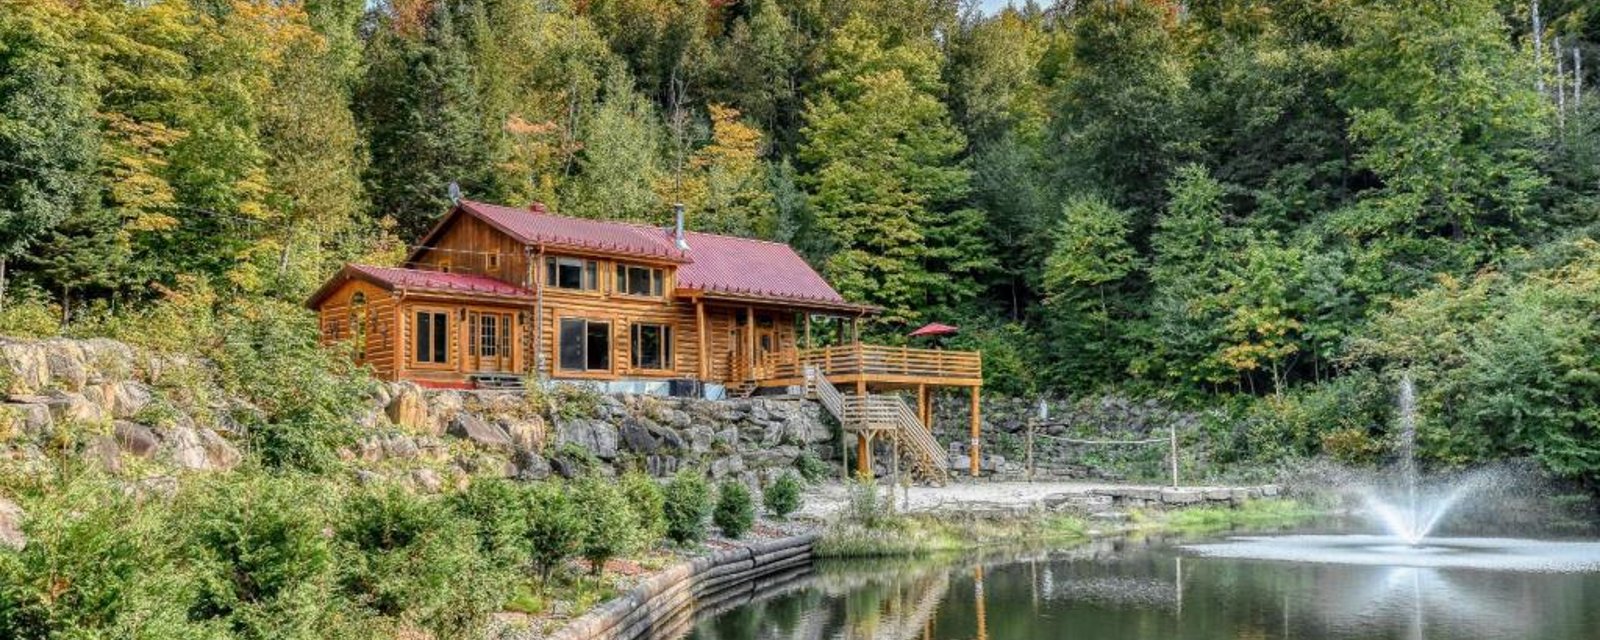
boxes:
[459,200,689,262]
[675,231,850,305]
[347,264,534,299]
[909,322,960,337]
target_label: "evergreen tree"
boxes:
[1041,196,1139,387]
[799,17,990,323]
[359,0,501,237]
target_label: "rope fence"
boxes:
[1024,401,1182,487]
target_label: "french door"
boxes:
[468,311,515,372]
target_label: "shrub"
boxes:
[335,485,494,636]
[0,289,60,339]
[215,300,372,473]
[619,472,666,547]
[1322,428,1385,466]
[180,472,337,639]
[794,451,831,484]
[713,480,754,539]
[0,474,201,637]
[662,469,712,545]
[574,477,635,576]
[763,472,803,520]
[448,478,530,565]
[524,482,582,583]
[845,474,892,529]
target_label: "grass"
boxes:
[815,512,1089,558]
[817,499,1326,559]
[1143,499,1322,533]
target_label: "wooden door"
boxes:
[468,311,515,372]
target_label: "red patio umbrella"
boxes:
[908,322,959,338]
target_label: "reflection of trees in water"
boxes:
[682,560,952,640]
[682,537,1600,640]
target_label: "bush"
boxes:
[448,478,530,565]
[845,474,892,529]
[662,469,712,545]
[214,300,372,473]
[713,480,754,539]
[0,475,201,637]
[762,472,803,520]
[794,451,831,484]
[619,472,666,547]
[574,477,635,576]
[180,473,338,640]
[524,482,582,583]
[335,485,495,636]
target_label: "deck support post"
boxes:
[969,386,981,477]
[855,378,869,477]
[917,384,929,429]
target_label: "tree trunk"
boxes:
[0,256,7,314]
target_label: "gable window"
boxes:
[615,264,665,297]
[415,310,450,364]
[546,257,599,291]
[559,318,611,372]
[486,253,501,271]
[630,323,672,370]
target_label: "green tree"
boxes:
[799,17,991,323]
[0,1,98,312]
[1141,164,1235,387]
[1337,0,1549,285]
[1041,196,1139,387]
[560,69,663,221]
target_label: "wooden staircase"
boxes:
[804,366,948,485]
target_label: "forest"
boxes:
[2,0,1600,482]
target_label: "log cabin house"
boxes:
[306,199,985,479]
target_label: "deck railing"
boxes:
[757,344,981,383]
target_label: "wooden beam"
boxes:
[803,313,812,349]
[856,378,869,477]
[695,299,709,380]
[745,306,756,380]
[969,386,981,477]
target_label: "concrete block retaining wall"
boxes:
[545,533,819,640]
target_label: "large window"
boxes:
[546,257,599,291]
[630,323,673,370]
[559,318,611,372]
[615,264,665,297]
[415,310,450,364]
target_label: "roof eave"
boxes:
[679,288,881,316]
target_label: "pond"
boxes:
[677,527,1600,640]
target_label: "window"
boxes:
[486,253,501,270]
[630,323,673,370]
[546,257,599,291]
[559,318,611,371]
[415,310,449,364]
[477,314,498,357]
[615,264,665,296]
[437,259,452,274]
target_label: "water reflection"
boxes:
[676,534,1600,640]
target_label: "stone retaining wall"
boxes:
[543,533,819,640]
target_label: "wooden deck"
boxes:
[747,344,982,389]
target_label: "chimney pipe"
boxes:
[673,203,689,250]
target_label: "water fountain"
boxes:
[1361,373,1478,545]
[1183,374,1600,574]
